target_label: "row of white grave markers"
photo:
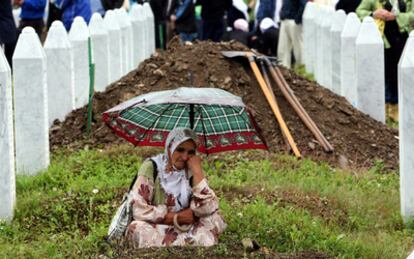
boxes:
[304,3,414,224]
[0,51,16,221]
[0,4,156,221]
[303,2,385,122]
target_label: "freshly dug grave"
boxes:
[50,38,399,170]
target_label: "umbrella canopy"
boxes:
[103,87,267,154]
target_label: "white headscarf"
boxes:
[234,19,249,32]
[151,128,198,212]
[260,17,277,33]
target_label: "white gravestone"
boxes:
[44,21,75,126]
[130,4,146,68]
[89,13,109,92]
[399,31,414,223]
[69,17,90,109]
[321,6,334,89]
[302,2,316,74]
[0,51,16,221]
[302,2,310,70]
[314,4,325,84]
[121,8,134,72]
[115,8,133,74]
[104,10,122,83]
[13,27,49,175]
[355,16,385,122]
[340,12,360,106]
[143,3,155,56]
[330,10,346,95]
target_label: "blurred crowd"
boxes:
[0,0,307,69]
[1,0,413,121]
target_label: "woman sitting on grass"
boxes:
[127,127,227,248]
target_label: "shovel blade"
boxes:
[221,51,250,58]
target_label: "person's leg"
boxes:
[201,19,212,40]
[211,18,224,42]
[47,1,62,29]
[291,22,303,66]
[386,36,407,121]
[18,19,44,40]
[384,47,399,105]
[155,21,163,49]
[384,48,393,104]
[4,42,16,68]
[127,220,166,248]
[277,20,293,68]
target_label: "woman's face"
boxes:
[170,140,196,170]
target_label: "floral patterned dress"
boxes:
[126,160,227,248]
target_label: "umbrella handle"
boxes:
[246,53,301,158]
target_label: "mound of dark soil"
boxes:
[50,38,398,170]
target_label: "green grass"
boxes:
[0,145,412,258]
[294,64,315,81]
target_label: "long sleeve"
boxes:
[175,0,192,21]
[130,175,168,223]
[190,179,219,217]
[356,0,375,20]
[396,1,414,33]
[130,161,168,223]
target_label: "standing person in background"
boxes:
[150,0,174,49]
[255,0,275,26]
[14,0,46,39]
[54,0,92,31]
[170,0,197,43]
[46,1,62,29]
[0,0,17,66]
[196,0,232,42]
[99,0,129,15]
[335,0,362,14]
[277,0,306,69]
[91,0,109,16]
[357,0,414,122]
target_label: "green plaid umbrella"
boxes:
[103,87,267,153]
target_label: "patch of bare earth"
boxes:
[50,39,398,171]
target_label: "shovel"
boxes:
[260,57,334,153]
[222,51,301,158]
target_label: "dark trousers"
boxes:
[18,19,44,40]
[47,2,63,29]
[384,37,407,104]
[201,18,224,42]
[155,21,167,50]
[2,42,16,68]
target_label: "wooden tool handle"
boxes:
[246,53,301,158]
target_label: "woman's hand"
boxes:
[162,209,195,225]
[373,9,395,21]
[187,156,204,185]
[177,208,195,225]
